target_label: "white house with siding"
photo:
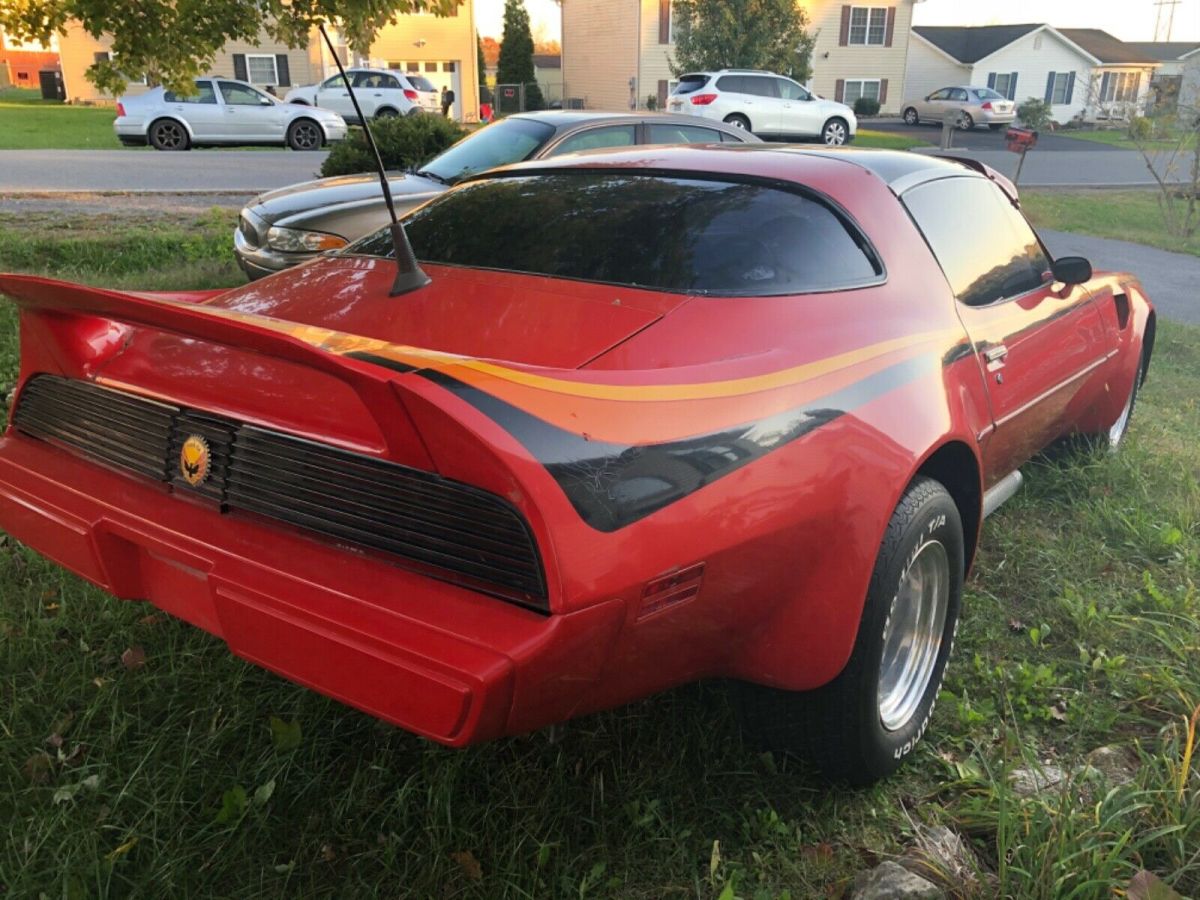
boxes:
[906,24,1159,124]
[1124,41,1200,113]
[561,0,916,114]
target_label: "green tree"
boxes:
[670,0,814,83]
[496,0,544,111]
[477,32,491,104]
[0,0,461,96]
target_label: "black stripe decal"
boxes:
[420,354,938,532]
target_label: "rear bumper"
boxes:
[0,431,624,745]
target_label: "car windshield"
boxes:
[407,75,437,92]
[674,75,710,95]
[418,118,557,184]
[347,171,882,296]
[972,88,1005,100]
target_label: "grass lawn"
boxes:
[0,87,122,150]
[854,128,927,150]
[2,207,1200,898]
[1022,189,1200,258]
[1056,128,1193,152]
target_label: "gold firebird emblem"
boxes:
[180,435,211,486]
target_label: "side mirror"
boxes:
[1051,256,1092,285]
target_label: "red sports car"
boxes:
[0,146,1153,784]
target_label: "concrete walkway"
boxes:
[1041,229,1200,325]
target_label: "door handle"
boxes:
[984,345,1009,365]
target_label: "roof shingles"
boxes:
[914,24,1163,66]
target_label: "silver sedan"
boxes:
[115,78,348,151]
[901,86,1017,131]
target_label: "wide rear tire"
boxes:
[148,118,190,151]
[738,477,964,784]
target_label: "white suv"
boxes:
[668,70,857,145]
[284,68,440,122]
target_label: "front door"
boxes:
[217,81,281,140]
[315,73,355,117]
[901,175,1113,484]
[776,77,822,137]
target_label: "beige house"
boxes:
[561,0,915,114]
[58,3,479,120]
[58,21,326,103]
[367,0,481,121]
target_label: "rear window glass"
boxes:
[674,75,710,94]
[406,75,436,92]
[348,172,881,296]
[972,88,1005,100]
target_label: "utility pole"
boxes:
[1153,0,1181,41]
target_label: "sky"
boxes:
[474,0,1200,42]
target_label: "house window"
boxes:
[245,54,279,85]
[1050,72,1070,104]
[849,7,888,46]
[844,79,881,104]
[425,62,438,72]
[1101,71,1142,103]
[1033,34,1043,50]
[407,62,420,73]
[443,62,456,72]
[993,72,1015,100]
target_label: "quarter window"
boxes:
[903,177,1051,307]
[546,125,636,156]
[849,7,889,46]
[245,54,279,85]
[349,172,883,296]
[646,123,726,144]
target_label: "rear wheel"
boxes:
[957,112,975,131]
[723,113,751,132]
[737,477,964,784]
[821,118,850,146]
[287,119,323,151]
[148,118,189,151]
[375,107,400,119]
[903,107,919,126]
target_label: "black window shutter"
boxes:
[658,0,670,44]
[1007,72,1018,101]
[275,54,290,86]
[838,6,850,46]
[987,72,996,90]
[232,53,247,82]
[1044,72,1055,103]
[1065,71,1075,104]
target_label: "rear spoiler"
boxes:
[0,273,445,459]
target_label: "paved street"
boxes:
[1041,229,1200,325]
[0,149,328,192]
[913,146,1190,187]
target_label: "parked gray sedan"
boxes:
[234,111,759,279]
[901,86,1016,131]
[116,78,347,151]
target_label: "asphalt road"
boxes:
[0,149,329,192]
[1041,228,1200,324]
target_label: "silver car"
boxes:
[115,78,348,151]
[901,86,1016,131]
[235,110,759,279]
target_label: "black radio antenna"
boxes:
[318,22,430,296]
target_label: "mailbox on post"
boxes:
[1004,126,1038,185]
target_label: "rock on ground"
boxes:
[852,860,945,900]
